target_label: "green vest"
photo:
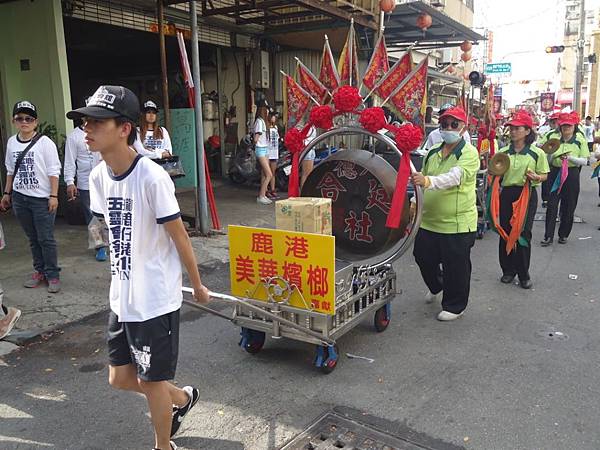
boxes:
[421,140,480,234]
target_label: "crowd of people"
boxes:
[410,104,596,322]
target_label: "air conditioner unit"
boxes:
[440,48,453,64]
[252,50,270,89]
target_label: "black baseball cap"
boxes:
[67,85,140,122]
[143,100,158,112]
[13,101,37,119]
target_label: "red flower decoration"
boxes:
[359,107,387,134]
[284,128,305,154]
[309,105,334,130]
[393,123,423,153]
[333,86,362,113]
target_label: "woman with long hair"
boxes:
[495,111,548,289]
[541,112,590,246]
[138,101,172,159]
[253,103,272,205]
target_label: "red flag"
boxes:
[319,37,340,93]
[375,52,412,101]
[387,56,428,129]
[338,21,360,86]
[362,35,390,92]
[283,74,312,128]
[296,60,328,104]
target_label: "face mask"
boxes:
[440,130,462,144]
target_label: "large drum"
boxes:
[299,127,423,268]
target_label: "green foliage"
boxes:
[37,122,67,162]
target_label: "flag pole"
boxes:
[349,18,354,87]
[280,70,321,106]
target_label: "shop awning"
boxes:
[384,1,485,50]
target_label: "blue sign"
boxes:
[485,63,512,74]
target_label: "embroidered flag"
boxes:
[551,158,569,193]
[387,56,429,129]
[362,34,390,92]
[319,37,340,93]
[296,60,328,104]
[337,20,360,87]
[283,74,313,128]
[375,52,412,101]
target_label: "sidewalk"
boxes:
[0,180,278,345]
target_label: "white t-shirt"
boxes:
[583,124,595,143]
[64,127,102,190]
[268,126,279,160]
[141,127,173,155]
[254,118,269,148]
[5,134,61,198]
[90,155,183,322]
[424,128,471,150]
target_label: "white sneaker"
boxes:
[0,307,22,339]
[257,196,273,205]
[425,290,442,304]
[437,310,463,321]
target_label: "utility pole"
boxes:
[574,0,586,114]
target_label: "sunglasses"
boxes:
[440,120,460,130]
[14,116,36,123]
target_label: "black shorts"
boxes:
[107,309,180,382]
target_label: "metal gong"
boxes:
[298,127,424,268]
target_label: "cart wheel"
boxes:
[374,304,391,332]
[315,344,339,374]
[239,328,266,354]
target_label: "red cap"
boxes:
[558,111,580,126]
[506,110,534,128]
[439,107,467,123]
[549,112,560,120]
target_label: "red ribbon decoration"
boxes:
[385,123,423,229]
[284,124,311,197]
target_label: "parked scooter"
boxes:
[229,135,291,191]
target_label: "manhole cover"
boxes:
[534,213,584,223]
[280,411,458,450]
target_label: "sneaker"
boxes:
[267,190,280,199]
[519,278,533,290]
[437,310,463,321]
[558,237,568,244]
[171,386,200,437]
[95,247,107,261]
[47,279,61,294]
[500,274,515,284]
[424,290,442,304]
[542,201,548,208]
[24,272,45,288]
[540,237,553,247]
[0,307,22,340]
[257,196,272,205]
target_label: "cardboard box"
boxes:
[275,197,332,235]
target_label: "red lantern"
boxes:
[460,40,473,52]
[416,13,432,31]
[461,51,472,62]
[379,0,396,13]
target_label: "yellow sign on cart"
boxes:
[229,225,336,315]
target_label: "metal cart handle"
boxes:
[181,287,336,346]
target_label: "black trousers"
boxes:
[545,166,581,239]
[541,178,551,202]
[413,228,476,314]
[597,176,600,198]
[498,186,537,281]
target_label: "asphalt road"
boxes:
[2,168,600,450]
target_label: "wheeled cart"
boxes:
[184,125,423,373]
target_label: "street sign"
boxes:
[485,62,512,74]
